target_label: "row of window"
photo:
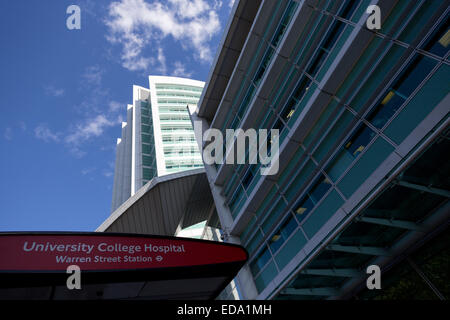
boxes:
[224,0,359,214]
[155,85,203,93]
[224,0,449,218]
[219,0,299,138]
[157,92,201,99]
[244,4,449,287]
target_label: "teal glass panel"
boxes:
[366,54,437,130]
[274,229,307,270]
[284,160,316,202]
[385,63,450,145]
[349,44,406,112]
[142,144,152,154]
[313,110,355,163]
[421,13,450,57]
[143,168,154,180]
[142,155,153,166]
[254,261,277,293]
[338,137,395,198]
[398,0,442,44]
[250,245,270,276]
[302,190,344,238]
[268,214,298,254]
[261,199,287,234]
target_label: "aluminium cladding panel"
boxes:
[118,121,129,208]
[111,138,123,213]
[198,0,262,121]
[208,0,283,132]
[132,100,143,196]
[123,106,133,201]
[212,0,312,187]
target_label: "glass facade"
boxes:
[153,82,204,176]
[197,0,449,299]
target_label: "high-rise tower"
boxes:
[111,76,205,212]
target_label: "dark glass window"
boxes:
[366,54,437,129]
[367,90,406,129]
[294,196,314,221]
[254,48,274,85]
[293,77,311,101]
[250,246,271,275]
[270,1,298,47]
[268,215,298,253]
[237,84,256,119]
[393,55,436,97]
[280,97,298,121]
[307,48,328,77]
[322,21,345,51]
[242,166,255,189]
[292,175,331,222]
[421,13,450,57]
[344,124,376,158]
[309,175,332,202]
[339,0,359,20]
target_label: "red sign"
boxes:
[0,233,248,271]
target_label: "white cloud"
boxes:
[157,46,167,74]
[105,0,221,71]
[229,0,235,9]
[65,115,120,146]
[103,170,114,177]
[171,61,193,78]
[108,101,123,113]
[4,127,12,141]
[44,85,65,97]
[82,65,103,86]
[81,167,96,175]
[34,124,60,143]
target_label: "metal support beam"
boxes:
[355,216,425,231]
[326,244,391,256]
[407,258,445,300]
[300,268,361,277]
[395,180,450,198]
[281,287,339,296]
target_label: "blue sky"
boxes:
[0,0,235,231]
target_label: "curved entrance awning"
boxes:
[97,169,215,236]
[0,232,248,300]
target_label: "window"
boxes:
[339,0,359,20]
[325,123,376,181]
[143,168,154,180]
[142,155,154,166]
[141,124,151,134]
[304,0,358,78]
[294,195,314,221]
[142,144,152,154]
[309,175,332,201]
[421,13,450,57]
[292,174,332,223]
[366,54,437,129]
[242,165,256,190]
[268,215,298,253]
[270,1,298,47]
[344,124,376,158]
[250,246,271,276]
[253,48,274,86]
[141,134,151,143]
